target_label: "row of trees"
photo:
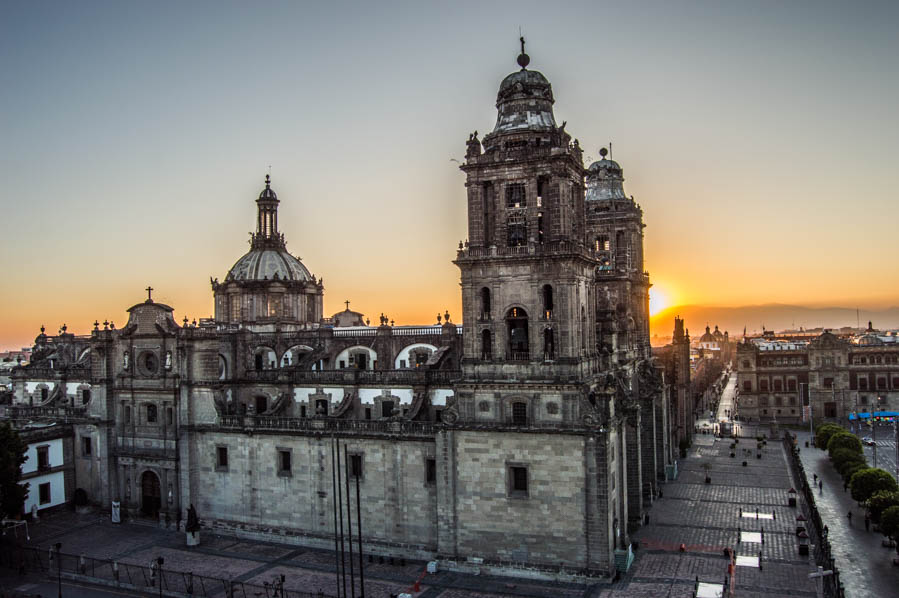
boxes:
[817,423,899,549]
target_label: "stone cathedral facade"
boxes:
[10,48,673,578]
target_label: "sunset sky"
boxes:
[2,1,897,349]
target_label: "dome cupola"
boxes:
[586,147,627,201]
[488,38,557,137]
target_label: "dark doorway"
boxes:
[354,353,368,370]
[255,395,267,414]
[255,353,264,370]
[141,471,161,517]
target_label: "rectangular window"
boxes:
[426,458,437,484]
[512,402,527,425]
[365,407,372,420]
[759,380,768,392]
[278,450,291,476]
[505,183,526,208]
[216,446,229,470]
[166,407,174,425]
[147,404,158,423]
[381,401,394,418]
[82,436,92,457]
[37,446,50,470]
[350,454,363,479]
[743,380,752,392]
[509,465,528,498]
[39,482,51,505]
[125,405,132,424]
[787,379,797,391]
[823,377,834,389]
[300,405,307,418]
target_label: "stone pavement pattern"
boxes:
[623,430,820,597]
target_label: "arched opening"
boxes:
[506,307,529,361]
[542,285,553,319]
[140,471,161,517]
[255,395,267,414]
[615,230,627,268]
[82,388,91,405]
[40,387,48,402]
[254,347,276,370]
[480,288,491,319]
[481,329,493,360]
[543,328,555,361]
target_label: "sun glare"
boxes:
[649,288,668,317]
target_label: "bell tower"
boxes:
[455,41,596,377]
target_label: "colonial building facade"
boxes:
[735,326,899,424]
[10,47,673,578]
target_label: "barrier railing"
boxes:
[1,545,335,598]
[782,433,846,598]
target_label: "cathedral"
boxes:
[10,45,675,578]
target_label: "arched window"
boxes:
[542,285,553,319]
[543,328,555,361]
[481,329,493,360]
[82,389,91,404]
[506,307,529,360]
[615,230,627,268]
[480,288,491,319]
[40,387,48,401]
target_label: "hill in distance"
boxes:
[650,303,899,342]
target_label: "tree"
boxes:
[850,468,899,504]
[842,461,867,483]
[880,506,899,552]
[0,423,28,518]
[831,447,866,472]
[816,423,843,450]
[827,432,863,457]
[867,490,899,524]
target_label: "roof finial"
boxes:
[609,141,613,160]
[264,173,271,187]
[517,34,530,70]
[146,285,154,302]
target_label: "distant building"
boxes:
[735,323,899,424]
[697,324,732,362]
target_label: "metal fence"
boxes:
[1,545,334,598]
[782,433,846,598]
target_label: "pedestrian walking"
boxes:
[813,473,818,482]
[865,515,870,531]
[847,510,853,523]
[818,480,823,491]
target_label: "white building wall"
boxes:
[21,471,66,513]
[22,437,64,474]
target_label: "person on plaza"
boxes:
[847,510,853,523]
[813,473,818,482]
[819,480,823,491]
[823,525,829,536]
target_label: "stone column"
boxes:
[625,409,643,528]
[640,399,657,504]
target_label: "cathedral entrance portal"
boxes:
[140,471,161,517]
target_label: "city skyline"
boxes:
[2,1,898,349]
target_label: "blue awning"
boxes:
[848,411,899,420]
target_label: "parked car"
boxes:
[862,437,875,446]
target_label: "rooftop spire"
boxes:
[252,173,284,248]
[517,35,530,69]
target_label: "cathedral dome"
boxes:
[586,152,627,201]
[226,247,312,282]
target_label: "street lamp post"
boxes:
[156,556,164,598]
[54,542,62,598]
